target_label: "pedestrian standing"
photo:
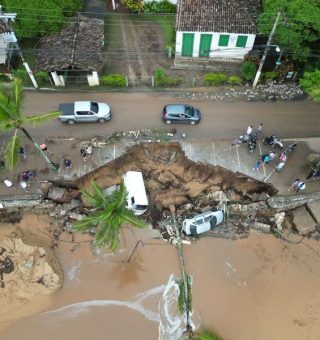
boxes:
[85,144,93,158]
[276,161,285,172]
[18,146,26,160]
[246,126,253,135]
[80,148,88,162]
[40,143,51,156]
[296,180,306,193]
[262,154,271,164]
[279,153,287,162]
[64,159,72,169]
[4,178,14,189]
[253,159,263,171]
[289,179,300,191]
[257,123,263,134]
[269,151,277,161]
[20,180,29,192]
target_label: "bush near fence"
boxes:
[100,74,126,87]
[154,68,181,87]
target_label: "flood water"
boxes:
[1,227,320,340]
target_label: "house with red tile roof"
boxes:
[174,0,261,68]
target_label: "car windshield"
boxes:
[90,102,99,113]
[185,106,195,117]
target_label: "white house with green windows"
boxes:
[175,0,261,63]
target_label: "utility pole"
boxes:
[253,12,281,88]
[0,6,38,88]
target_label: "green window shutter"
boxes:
[218,34,229,47]
[236,35,248,48]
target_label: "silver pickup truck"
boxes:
[58,101,111,124]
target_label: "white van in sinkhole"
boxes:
[123,171,148,215]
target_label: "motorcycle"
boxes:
[247,133,257,154]
[263,135,283,149]
[282,143,297,156]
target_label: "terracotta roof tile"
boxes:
[34,14,104,72]
[176,0,262,34]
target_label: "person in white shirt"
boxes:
[4,178,14,188]
[246,126,253,135]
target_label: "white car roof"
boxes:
[74,101,92,111]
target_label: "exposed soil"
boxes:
[77,142,281,239]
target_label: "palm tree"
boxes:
[0,78,60,170]
[73,180,146,252]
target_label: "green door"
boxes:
[199,34,212,57]
[182,33,194,57]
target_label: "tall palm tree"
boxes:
[0,78,60,170]
[73,180,146,252]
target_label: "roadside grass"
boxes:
[104,13,123,49]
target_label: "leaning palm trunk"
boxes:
[172,214,193,337]
[19,126,59,170]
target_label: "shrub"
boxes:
[12,68,30,82]
[100,74,126,87]
[203,73,228,86]
[154,68,180,87]
[121,0,144,13]
[299,70,320,102]
[196,329,222,340]
[227,75,242,85]
[262,71,279,80]
[144,0,176,13]
[0,74,11,82]
[241,61,257,81]
[35,71,50,83]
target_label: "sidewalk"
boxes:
[1,136,319,202]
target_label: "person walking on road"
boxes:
[246,126,253,135]
[256,123,263,135]
[64,159,72,169]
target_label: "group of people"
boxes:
[3,170,34,192]
[64,143,94,170]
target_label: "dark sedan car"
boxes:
[162,104,201,125]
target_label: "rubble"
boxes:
[175,82,306,102]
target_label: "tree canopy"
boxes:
[258,0,320,63]
[3,0,83,37]
[73,181,146,252]
[299,70,320,102]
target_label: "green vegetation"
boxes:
[299,70,320,102]
[241,61,257,81]
[258,0,320,66]
[144,0,176,13]
[100,74,126,87]
[154,68,181,87]
[176,275,192,314]
[3,0,83,37]
[203,73,228,85]
[262,71,279,80]
[227,75,242,85]
[35,71,50,84]
[73,181,146,251]
[194,329,222,340]
[121,0,144,13]
[0,78,60,170]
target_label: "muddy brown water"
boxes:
[1,224,320,340]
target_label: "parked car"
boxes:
[182,210,224,236]
[162,104,201,125]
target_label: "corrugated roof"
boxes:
[34,14,104,72]
[176,0,262,34]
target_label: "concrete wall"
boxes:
[175,31,256,59]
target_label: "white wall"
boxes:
[176,31,256,59]
[0,37,7,64]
